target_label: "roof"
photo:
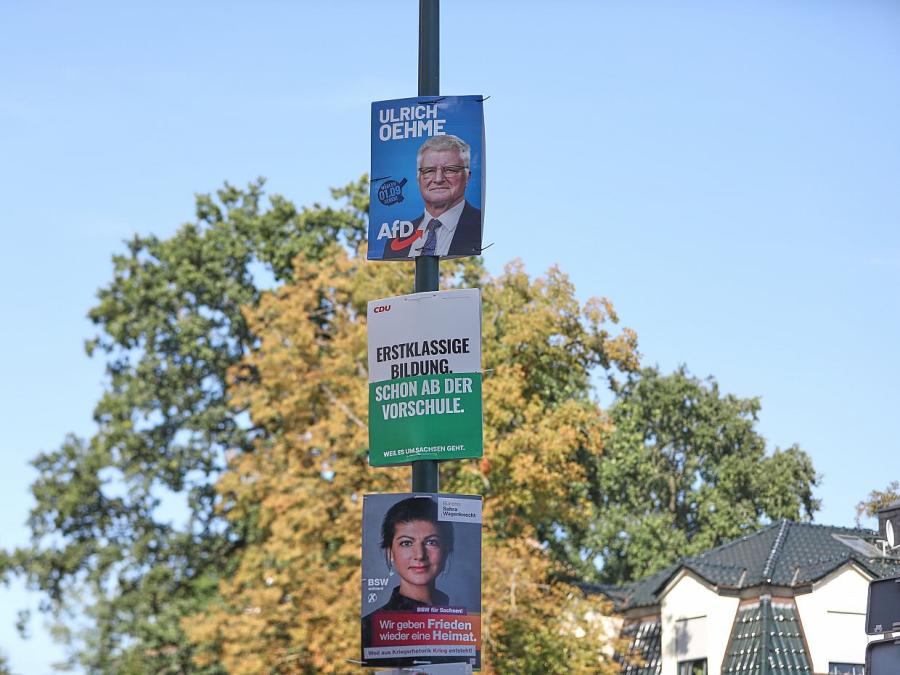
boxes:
[618,619,661,675]
[590,520,900,611]
[588,565,677,611]
[877,499,900,514]
[722,597,811,674]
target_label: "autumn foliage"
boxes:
[8,179,820,673]
[184,239,638,672]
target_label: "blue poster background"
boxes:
[368,95,485,261]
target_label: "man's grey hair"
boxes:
[416,134,471,170]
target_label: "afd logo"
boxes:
[373,305,391,314]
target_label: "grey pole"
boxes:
[412,0,440,494]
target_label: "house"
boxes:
[587,517,900,675]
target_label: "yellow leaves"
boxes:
[584,295,618,325]
[480,537,622,674]
[185,247,397,673]
[186,243,640,672]
[604,326,640,372]
[481,363,528,438]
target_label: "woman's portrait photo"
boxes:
[374,496,455,611]
[361,493,482,668]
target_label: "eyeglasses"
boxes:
[417,165,468,178]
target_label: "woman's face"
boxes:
[390,519,446,589]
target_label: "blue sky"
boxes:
[2,1,899,671]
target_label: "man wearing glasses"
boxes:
[383,134,482,259]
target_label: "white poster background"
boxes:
[367,289,482,384]
[376,663,473,675]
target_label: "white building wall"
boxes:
[659,571,740,675]
[794,565,870,674]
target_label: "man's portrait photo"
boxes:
[381,135,482,259]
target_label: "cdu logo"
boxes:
[373,305,391,314]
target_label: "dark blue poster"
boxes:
[368,95,485,261]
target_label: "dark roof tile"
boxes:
[596,520,900,610]
[722,598,811,674]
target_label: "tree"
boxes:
[7,172,822,671]
[184,246,639,673]
[856,481,900,525]
[5,178,368,672]
[571,366,820,585]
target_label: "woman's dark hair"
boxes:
[380,496,454,554]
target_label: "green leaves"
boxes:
[583,366,820,585]
[6,171,823,672]
[0,650,15,675]
[8,178,369,671]
[182,249,636,674]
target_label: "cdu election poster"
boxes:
[367,289,483,466]
[369,95,485,261]
[361,493,482,669]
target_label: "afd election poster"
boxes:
[361,493,482,669]
[367,289,483,466]
[369,95,485,261]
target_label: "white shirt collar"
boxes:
[408,199,465,257]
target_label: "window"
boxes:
[828,664,863,675]
[678,658,707,675]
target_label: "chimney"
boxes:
[876,500,900,548]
